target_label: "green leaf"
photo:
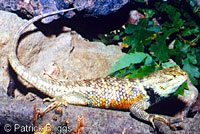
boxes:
[105,1,200,88]
[182,58,200,85]
[181,27,199,37]
[163,27,180,37]
[123,37,145,52]
[124,19,154,52]
[125,24,137,34]
[162,5,184,27]
[184,21,197,27]
[149,35,169,62]
[123,35,135,48]
[174,81,188,96]
[113,35,120,40]
[162,62,176,68]
[144,55,153,65]
[187,54,197,64]
[149,26,180,62]
[146,25,161,32]
[190,1,196,7]
[125,19,148,34]
[126,65,156,78]
[149,44,169,62]
[139,9,155,18]
[109,53,147,74]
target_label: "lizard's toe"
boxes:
[149,115,176,130]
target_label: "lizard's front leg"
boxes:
[129,99,175,130]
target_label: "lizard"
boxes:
[8,6,189,130]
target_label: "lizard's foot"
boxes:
[43,97,68,113]
[149,115,176,130]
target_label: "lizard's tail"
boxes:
[8,6,83,96]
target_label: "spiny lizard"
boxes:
[8,6,188,129]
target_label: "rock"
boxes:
[0,10,26,93]
[176,78,199,117]
[174,113,200,134]
[191,94,200,113]
[0,10,123,94]
[0,0,129,23]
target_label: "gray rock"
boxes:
[0,0,129,23]
[0,10,123,94]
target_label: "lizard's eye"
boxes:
[173,75,176,78]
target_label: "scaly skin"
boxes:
[8,7,188,129]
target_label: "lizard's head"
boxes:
[141,66,188,97]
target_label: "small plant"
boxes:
[94,0,200,95]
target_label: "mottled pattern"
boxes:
[74,77,147,109]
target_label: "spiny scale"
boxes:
[70,77,147,109]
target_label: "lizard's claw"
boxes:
[43,97,67,113]
[149,115,176,130]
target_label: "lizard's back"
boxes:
[66,77,148,109]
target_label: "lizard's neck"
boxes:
[139,78,168,105]
[145,87,167,105]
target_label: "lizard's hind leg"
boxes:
[42,92,88,113]
[43,97,68,113]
